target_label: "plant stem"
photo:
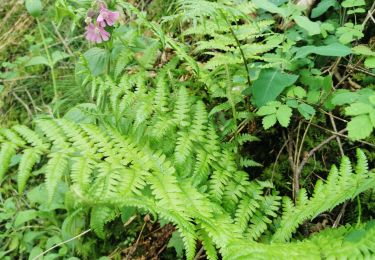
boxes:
[37,18,58,101]
[356,196,362,227]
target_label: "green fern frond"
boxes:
[90,206,117,239]
[272,152,375,242]
[17,148,41,193]
[44,152,68,202]
[174,87,192,127]
[0,128,25,147]
[0,142,16,182]
[198,228,218,260]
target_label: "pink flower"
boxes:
[97,5,119,27]
[85,23,110,43]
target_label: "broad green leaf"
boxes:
[51,51,70,65]
[250,69,298,107]
[298,103,316,119]
[295,43,352,59]
[345,103,373,116]
[63,103,97,123]
[293,16,321,35]
[341,0,365,8]
[257,105,277,116]
[269,0,288,6]
[352,45,375,56]
[331,90,359,105]
[252,0,286,17]
[29,246,43,260]
[276,105,292,127]
[83,47,109,76]
[168,232,184,258]
[311,0,337,18]
[369,111,375,127]
[369,94,375,105]
[347,8,365,15]
[262,114,277,129]
[25,56,50,67]
[14,209,38,227]
[364,57,375,69]
[25,0,43,17]
[347,115,373,140]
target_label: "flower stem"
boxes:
[37,18,58,102]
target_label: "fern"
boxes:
[272,149,375,242]
[90,206,117,239]
[1,71,374,259]
[17,148,41,193]
[0,142,16,182]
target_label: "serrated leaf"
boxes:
[353,45,375,56]
[331,90,359,105]
[298,103,316,119]
[276,105,292,127]
[257,105,277,116]
[311,0,337,18]
[347,115,373,140]
[262,114,277,129]
[25,0,43,17]
[287,86,306,99]
[293,16,321,35]
[250,69,298,107]
[345,103,373,116]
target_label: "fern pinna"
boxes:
[0,69,374,259]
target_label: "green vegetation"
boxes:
[0,0,374,259]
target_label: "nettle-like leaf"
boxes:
[336,23,364,44]
[257,101,292,129]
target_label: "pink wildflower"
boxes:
[97,4,119,27]
[85,23,110,43]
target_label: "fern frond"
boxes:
[17,148,41,193]
[71,157,95,194]
[45,153,69,202]
[173,87,191,127]
[198,228,218,260]
[0,128,25,147]
[355,148,368,175]
[0,142,16,182]
[272,153,375,242]
[90,206,117,239]
[12,125,45,148]
[191,101,208,142]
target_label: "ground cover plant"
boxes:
[0,0,374,259]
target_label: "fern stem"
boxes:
[356,196,362,227]
[219,10,251,89]
[37,19,58,102]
